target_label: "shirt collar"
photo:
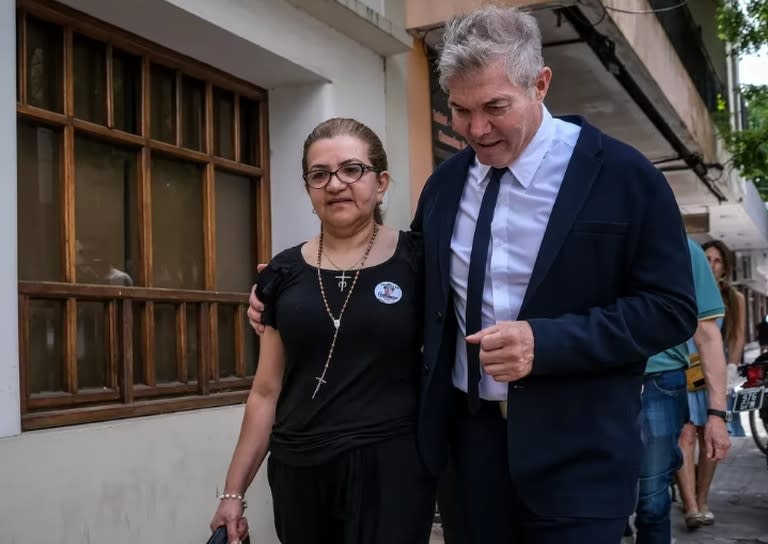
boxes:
[473,105,555,189]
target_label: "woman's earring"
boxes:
[312,208,317,215]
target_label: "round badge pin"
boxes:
[374,281,402,304]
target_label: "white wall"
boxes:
[0,0,20,439]
[0,406,279,543]
[383,51,413,230]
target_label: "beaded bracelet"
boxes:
[219,492,248,510]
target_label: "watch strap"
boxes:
[707,408,731,422]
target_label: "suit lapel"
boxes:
[520,118,603,315]
[435,148,475,302]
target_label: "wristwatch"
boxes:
[707,408,731,422]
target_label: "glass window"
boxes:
[151,156,203,289]
[133,302,146,385]
[213,87,234,159]
[73,34,106,125]
[215,171,253,292]
[113,50,141,134]
[181,76,204,151]
[27,299,66,394]
[186,305,199,382]
[150,64,177,144]
[17,122,62,282]
[74,136,139,286]
[239,97,260,166]
[218,304,236,378]
[16,5,268,429]
[154,303,178,383]
[26,17,63,112]
[76,301,108,389]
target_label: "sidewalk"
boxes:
[668,436,768,543]
[429,436,768,543]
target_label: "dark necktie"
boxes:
[465,167,506,414]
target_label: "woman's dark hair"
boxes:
[702,239,739,347]
[302,118,387,225]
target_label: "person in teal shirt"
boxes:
[632,239,731,543]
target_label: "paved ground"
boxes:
[430,433,768,543]
[666,435,768,544]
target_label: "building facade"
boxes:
[0,0,413,541]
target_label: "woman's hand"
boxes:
[210,499,249,544]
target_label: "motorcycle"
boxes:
[732,353,768,462]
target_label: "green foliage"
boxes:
[717,0,768,55]
[715,1,768,197]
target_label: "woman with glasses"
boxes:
[209,118,436,544]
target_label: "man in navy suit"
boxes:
[248,6,698,542]
[410,6,697,543]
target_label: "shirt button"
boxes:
[423,364,430,375]
[435,311,443,322]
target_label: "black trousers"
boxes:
[441,390,627,544]
[267,433,436,544]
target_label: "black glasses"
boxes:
[303,163,378,189]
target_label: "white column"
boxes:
[0,0,21,438]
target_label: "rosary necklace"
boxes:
[313,223,379,399]
[321,250,367,291]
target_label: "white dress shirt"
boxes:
[449,107,582,400]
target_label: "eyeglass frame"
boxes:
[302,162,380,189]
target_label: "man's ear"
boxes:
[534,67,552,102]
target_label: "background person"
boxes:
[632,239,730,543]
[702,239,746,437]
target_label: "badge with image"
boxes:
[374,281,402,304]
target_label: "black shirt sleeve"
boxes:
[255,247,301,329]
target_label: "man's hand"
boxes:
[247,264,267,335]
[703,416,731,461]
[466,321,534,382]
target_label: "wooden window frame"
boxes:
[17,0,271,430]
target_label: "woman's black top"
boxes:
[257,231,424,467]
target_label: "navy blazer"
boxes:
[411,116,697,519]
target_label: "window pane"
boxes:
[239,97,260,166]
[75,136,138,286]
[18,122,62,281]
[218,305,235,378]
[73,34,106,125]
[213,88,234,159]
[187,305,199,382]
[27,299,65,394]
[133,302,145,385]
[76,301,107,389]
[113,50,141,134]
[181,76,204,151]
[154,303,178,383]
[150,64,176,144]
[215,171,253,292]
[151,156,203,289]
[26,17,63,112]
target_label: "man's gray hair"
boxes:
[438,6,544,92]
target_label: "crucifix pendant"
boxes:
[312,372,328,399]
[336,271,349,291]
